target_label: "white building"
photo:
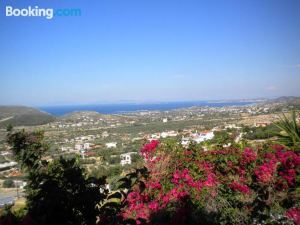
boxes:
[225,124,242,129]
[235,133,244,143]
[106,142,117,148]
[161,130,178,138]
[162,118,168,123]
[150,133,160,140]
[181,131,214,146]
[102,131,109,138]
[192,131,214,143]
[83,143,92,150]
[120,152,137,166]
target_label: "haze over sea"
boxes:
[39,101,255,116]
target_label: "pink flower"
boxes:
[172,170,181,184]
[228,181,251,194]
[148,201,160,211]
[276,150,300,169]
[148,181,162,190]
[279,169,296,186]
[162,194,171,205]
[241,148,257,165]
[255,159,277,184]
[127,191,141,204]
[286,208,300,225]
[140,140,159,156]
[203,173,217,187]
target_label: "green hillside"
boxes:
[0,106,55,127]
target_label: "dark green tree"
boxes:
[6,123,13,132]
[5,130,108,225]
[3,179,14,188]
[26,157,106,225]
[7,130,47,170]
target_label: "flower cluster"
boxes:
[228,181,251,194]
[241,147,257,165]
[140,140,159,160]
[120,142,300,225]
[286,208,300,225]
[254,159,277,184]
[276,150,300,187]
[254,147,300,188]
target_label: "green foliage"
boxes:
[108,156,120,164]
[0,106,55,128]
[26,157,105,225]
[3,178,14,188]
[0,205,18,225]
[276,111,300,147]
[4,130,108,225]
[98,167,149,225]
[108,165,122,177]
[90,165,109,178]
[6,124,13,132]
[244,124,280,140]
[7,130,48,170]
[208,130,235,147]
[80,158,96,164]
[131,153,142,163]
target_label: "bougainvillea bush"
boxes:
[102,140,300,225]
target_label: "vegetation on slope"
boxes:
[0,106,55,127]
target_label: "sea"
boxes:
[38,101,255,116]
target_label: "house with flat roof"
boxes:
[120,152,137,166]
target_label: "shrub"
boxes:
[111,141,300,225]
[3,179,14,188]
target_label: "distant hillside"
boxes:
[60,111,118,120]
[58,110,128,122]
[266,96,300,107]
[269,96,300,104]
[0,106,55,128]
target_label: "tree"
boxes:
[6,123,13,132]
[7,130,48,170]
[5,130,108,225]
[3,179,14,188]
[26,157,106,225]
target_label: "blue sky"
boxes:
[0,0,300,106]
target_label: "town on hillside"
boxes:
[0,97,300,208]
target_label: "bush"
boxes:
[108,156,120,164]
[107,141,300,225]
[3,179,14,188]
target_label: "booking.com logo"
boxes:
[5,6,81,19]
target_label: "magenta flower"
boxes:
[228,181,251,194]
[286,207,300,225]
[241,147,257,165]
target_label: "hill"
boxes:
[0,106,55,127]
[59,110,124,120]
[267,96,300,105]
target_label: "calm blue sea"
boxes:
[38,101,255,116]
